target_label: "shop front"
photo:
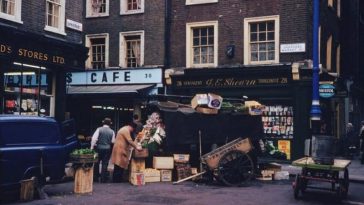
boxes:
[66,68,163,141]
[0,26,88,121]
[167,65,313,161]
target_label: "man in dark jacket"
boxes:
[91,118,115,182]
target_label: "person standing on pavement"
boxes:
[359,121,364,164]
[90,117,115,183]
[111,122,142,183]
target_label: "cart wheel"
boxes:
[217,150,254,186]
[293,174,301,199]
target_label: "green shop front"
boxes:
[167,65,313,161]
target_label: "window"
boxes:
[85,34,109,69]
[120,0,144,15]
[86,0,109,18]
[120,31,144,68]
[186,21,218,68]
[244,15,279,65]
[0,0,22,23]
[186,0,218,5]
[45,0,65,35]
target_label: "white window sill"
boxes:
[246,60,278,65]
[186,0,218,5]
[0,13,23,24]
[190,64,217,68]
[120,10,144,15]
[44,26,66,36]
[86,13,109,18]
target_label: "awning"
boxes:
[66,84,155,95]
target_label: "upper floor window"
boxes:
[0,0,22,23]
[45,0,66,35]
[186,0,218,5]
[186,21,218,68]
[86,34,109,69]
[86,0,109,18]
[120,31,144,68]
[120,0,144,15]
[244,15,280,65]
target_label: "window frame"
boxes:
[185,0,218,6]
[119,30,145,68]
[85,33,110,69]
[244,15,280,65]
[120,0,144,15]
[86,0,109,18]
[44,0,66,35]
[186,21,218,68]
[0,0,22,24]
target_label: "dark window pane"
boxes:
[259,52,267,61]
[201,28,207,36]
[259,43,267,51]
[267,21,274,31]
[208,36,214,44]
[259,23,266,32]
[259,33,266,41]
[193,29,199,37]
[267,32,274,41]
[250,33,257,42]
[250,23,257,32]
[208,27,214,35]
[193,37,199,46]
[268,51,275,60]
[201,36,207,45]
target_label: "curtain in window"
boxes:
[137,0,141,9]
[91,0,102,14]
[131,42,141,66]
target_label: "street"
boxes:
[4,179,364,205]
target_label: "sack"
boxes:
[133,148,149,158]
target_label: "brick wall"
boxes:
[170,0,314,68]
[84,0,166,68]
[0,0,83,44]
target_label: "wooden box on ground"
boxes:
[173,154,190,163]
[153,157,174,170]
[130,172,145,186]
[130,158,145,172]
[20,178,35,201]
[160,170,172,182]
[176,163,191,181]
[144,169,161,183]
[74,166,94,194]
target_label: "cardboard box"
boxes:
[130,172,145,186]
[160,170,172,182]
[143,169,161,183]
[191,94,209,109]
[173,154,190,163]
[130,158,145,172]
[153,157,174,169]
[196,107,218,115]
[207,93,223,109]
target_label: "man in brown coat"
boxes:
[111,122,142,182]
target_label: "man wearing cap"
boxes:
[91,117,115,183]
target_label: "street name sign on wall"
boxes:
[280,43,306,53]
[319,84,335,98]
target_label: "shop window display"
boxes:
[261,105,294,160]
[3,69,52,116]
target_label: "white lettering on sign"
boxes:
[66,19,83,31]
[67,68,163,86]
[280,43,306,53]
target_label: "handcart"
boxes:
[174,137,255,186]
[292,157,351,199]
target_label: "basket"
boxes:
[70,153,98,164]
[133,148,149,158]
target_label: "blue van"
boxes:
[0,115,78,197]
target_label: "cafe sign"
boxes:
[319,84,335,98]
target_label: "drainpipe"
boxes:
[310,0,321,132]
[164,0,171,95]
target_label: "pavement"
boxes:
[280,155,364,183]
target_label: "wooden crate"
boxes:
[153,157,174,169]
[144,169,160,183]
[130,172,145,186]
[173,154,190,163]
[160,170,172,182]
[74,166,93,194]
[130,158,145,172]
[20,177,35,201]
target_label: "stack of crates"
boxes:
[152,156,174,182]
[129,158,145,185]
[173,154,191,181]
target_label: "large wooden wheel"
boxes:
[217,150,254,186]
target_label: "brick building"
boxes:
[66,0,166,134]
[0,0,87,121]
[165,0,343,160]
